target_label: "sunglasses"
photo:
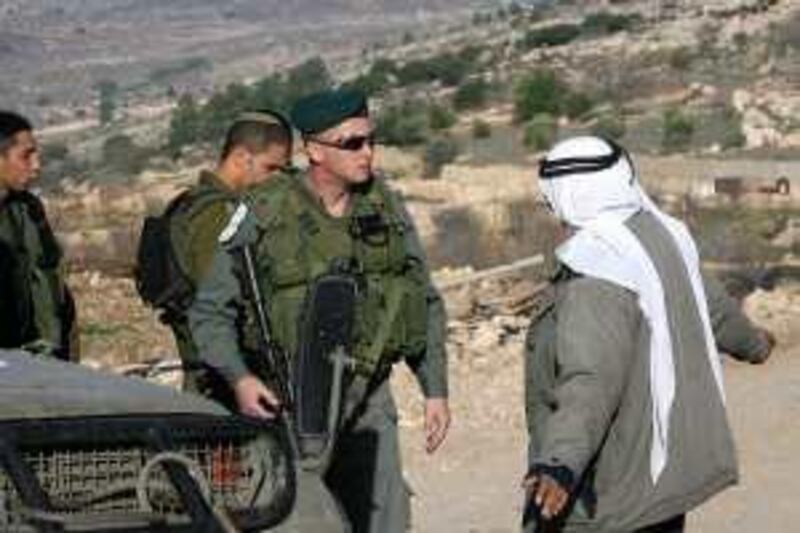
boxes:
[309,133,376,152]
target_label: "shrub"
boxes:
[513,70,565,122]
[375,103,428,146]
[519,23,581,50]
[423,136,460,179]
[661,108,695,153]
[581,11,643,36]
[523,114,558,151]
[428,104,457,131]
[102,134,150,176]
[590,110,626,140]
[472,119,492,139]
[453,78,490,111]
[563,92,594,120]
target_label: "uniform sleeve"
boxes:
[395,195,448,399]
[187,236,251,387]
[703,273,770,363]
[533,278,640,479]
[182,202,229,282]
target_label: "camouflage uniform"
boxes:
[188,170,448,532]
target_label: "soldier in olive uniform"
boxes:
[522,137,775,532]
[156,110,291,405]
[0,111,75,360]
[188,88,450,532]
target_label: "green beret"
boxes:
[290,88,368,135]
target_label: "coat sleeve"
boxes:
[394,193,448,399]
[703,273,770,363]
[186,211,258,386]
[533,278,640,479]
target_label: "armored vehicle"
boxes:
[0,350,295,532]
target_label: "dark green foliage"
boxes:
[563,92,594,120]
[423,136,460,179]
[661,108,696,153]
[513,70,565,122]
[102,134,150,176]
[519,24,581,50]
[167,94,202,154]
[453,78,490,111]
[591,110,626,140]
[285,57,333,103]
[375,102,428,146]
[97,80,118,126]
[581,11,643,36]
[523,114,558,150]
[428,104,457,131]
[345,58,397,96]
[396,52,473,87]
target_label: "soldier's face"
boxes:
[244,143,290,187]
[0,131,40,191]
[310,117,374,186]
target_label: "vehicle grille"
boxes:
[0,415,294,531]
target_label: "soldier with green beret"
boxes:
[188,87,450,532]
[0,110,76,360]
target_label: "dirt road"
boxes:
[395,284,800,532]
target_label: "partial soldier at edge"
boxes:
[0,110,76,361]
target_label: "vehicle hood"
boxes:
[0,350,229,420]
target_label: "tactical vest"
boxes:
[248,174,429,378]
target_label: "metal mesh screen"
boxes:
[0,430,290,529]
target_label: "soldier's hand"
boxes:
[424,397,450,454]
[234,374,281,419]
[522,473,569,520]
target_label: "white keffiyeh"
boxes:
[539,136,724,484]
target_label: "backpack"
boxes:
[135,189,228,324]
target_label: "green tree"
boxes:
[167,94,202,154]
[97,80,118,126]
[662,108,696,153]
[428,104,457,131]
[523,114,558,151]
[375,102,428,146]
[453,78,490,111]
[423,136,460,179]
[563,92,594,120]
[591,110,626,141]
[513,70,565,123]
[286,57,333,106]
[102,134,149,176]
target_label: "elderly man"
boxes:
[188,88,450,532]
[0,110,75,360]
[522,136,774,532]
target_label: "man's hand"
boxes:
[522,473,569,520]
[424,397,450,454]
[233,374,281,419]
[754,327,777,363]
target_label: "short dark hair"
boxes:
[0,111,32,155]
[220,109,292,161]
